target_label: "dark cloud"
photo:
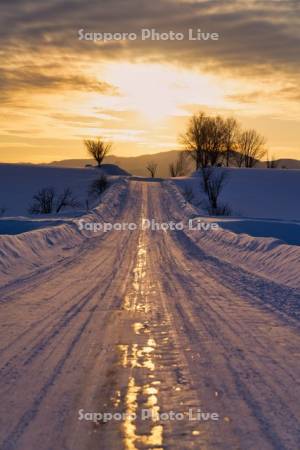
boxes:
[0,1,299,69]
[0,0,299,99]
[0,63,118,100]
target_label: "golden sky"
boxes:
[0,0,299,163]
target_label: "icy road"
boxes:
[0,180,299,450]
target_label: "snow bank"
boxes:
[165,180,300,289]
[212,218,300,246]
[0,218,72,235]
[96,164,130,176]
[0,164,128,217]
[0,179,128,287]
[172,168,300,221]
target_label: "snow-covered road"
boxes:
[0,180,299,450]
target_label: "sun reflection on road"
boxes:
[117,336,163,449]
[118,206,164,449]
[123,209,151,313]
[123,377,163,450]
[117,339,156,372]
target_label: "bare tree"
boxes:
[182,111,266,170]
[207,115,227,166]
[200,168,230,215]
[29,187,56,214]
[223,117,239,167]
[56,188,80,213]
[29,187,79,214]
[180,112,209,170]
[234,149,245,168]
[84,138,111,167]
[146,162,158,178]
[169,152,187,177]
[181,112,228,169]
[237,129,266,168]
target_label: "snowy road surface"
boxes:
[0,180,299,450]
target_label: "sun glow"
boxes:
[104,62,223,122]
[2,57,300,162]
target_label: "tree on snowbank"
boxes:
[84,138,112,167]
[236,129,266,168]
[181,112,266,170]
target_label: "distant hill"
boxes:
[49,151,192,177]
[48,151,300,177]
[266,159,300,169]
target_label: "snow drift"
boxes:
[0,178,128,287]
[165,180,300,290]
[173,167,300,221]
[0,163,128,217]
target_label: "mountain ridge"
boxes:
[46,151,300,177]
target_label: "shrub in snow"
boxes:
[200,168,231,216]
[29,187,79,214]
[169,152,187,177]
[146,162,158,178]
[55,188,80,213]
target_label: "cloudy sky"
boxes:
[0,0,299,162]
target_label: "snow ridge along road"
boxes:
[0,180,299,450]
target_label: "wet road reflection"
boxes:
[112,204,208,449]
[123,376,163,450]
[123,232,151,313]
[119,215,164,449]
[118,323,163,450]
[118,334,163,449]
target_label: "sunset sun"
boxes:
[104,62,223,122]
